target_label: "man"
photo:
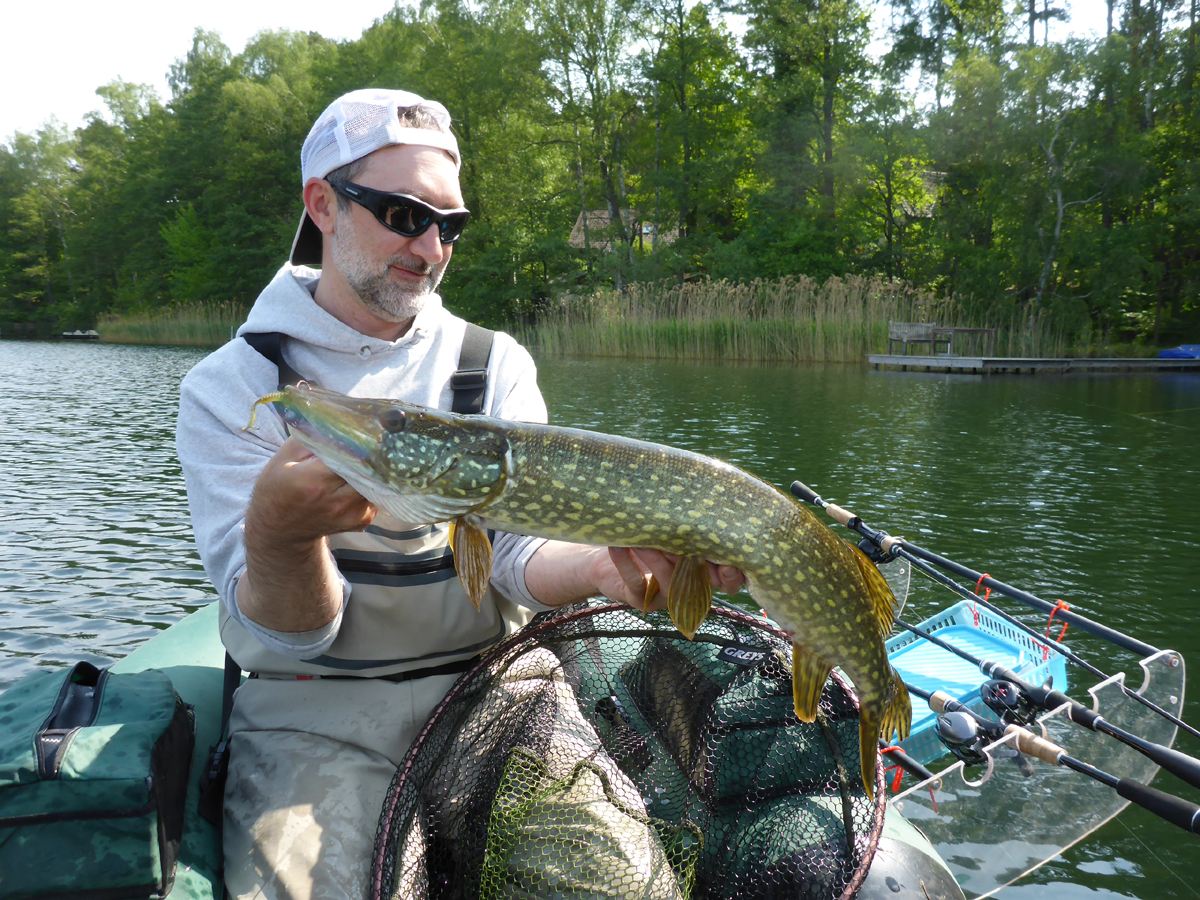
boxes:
[176,88,742,900]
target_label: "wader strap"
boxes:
[249,654,478,683]
[242,327,493,410]
[451,323,494,414]
[242,332,305,388]
[198,652,243,830]
[219,652,242,736]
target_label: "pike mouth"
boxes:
[279,389,386,472]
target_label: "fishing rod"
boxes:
[792,482,1156,657]
[788,482,1155,657]
[790,481,1200,744]
[891,618,1200,793]
[904,681,1200,836]
[879,742,935,785]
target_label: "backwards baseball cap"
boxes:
[289,89,462,266]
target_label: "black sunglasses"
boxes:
[329,180,470,244]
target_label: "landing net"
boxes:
[372,601,885,900]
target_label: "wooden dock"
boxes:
[867,354,1200,373]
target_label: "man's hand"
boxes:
[598,547,745,611]
[249,437,376,543]
[524,541,746,611]
[238,437,376,633]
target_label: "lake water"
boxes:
[1,339,1198,898]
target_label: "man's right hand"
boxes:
[237,437,376,632]
[249,437,376,543]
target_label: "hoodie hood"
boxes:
[237,263,447,355]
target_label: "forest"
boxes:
[1,0,1197,346]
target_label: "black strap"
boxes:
[243,328,493,413]
[218,652,242,737]
[242,332,305,388]
[198,652,242,829]
[251,655,478,684]
[451,324,494,414]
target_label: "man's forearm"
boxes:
[522,541,609,607]
[238,527,344,633]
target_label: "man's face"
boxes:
[330,143,463,324]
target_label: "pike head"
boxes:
[249,384,508,527]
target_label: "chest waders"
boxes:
[198,324,501,828]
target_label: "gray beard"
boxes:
[332,217,446,323]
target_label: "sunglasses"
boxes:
[329,180,470,244]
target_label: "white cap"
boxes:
[290,88,461,266]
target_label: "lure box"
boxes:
[885,600,1071,766]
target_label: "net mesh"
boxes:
[372,601,885,900]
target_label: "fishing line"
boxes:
[1116,816,1200,899]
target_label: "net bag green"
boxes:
[372,601,886,900]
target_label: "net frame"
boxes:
[371,602,887,900]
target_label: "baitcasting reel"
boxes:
[980,680,1041,727]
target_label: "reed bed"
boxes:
[97,301,248,347]
[514,276,1081,362]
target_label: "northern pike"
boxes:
[248,384,911,796]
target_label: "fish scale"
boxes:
[253,384,912,797]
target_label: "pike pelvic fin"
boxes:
[791,643,833,723]
[849,541,900,638]
[450,517,493,610]
[643,574,661,617]
[666,556,712,640]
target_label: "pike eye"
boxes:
[381,408,407,432]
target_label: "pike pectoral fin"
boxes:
[666,556,712,640]
[791,643,833,723]
[450,517,493,610]
[848,541,900,638]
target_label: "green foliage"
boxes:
[1,0,1198,347]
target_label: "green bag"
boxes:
[0,662,195,900]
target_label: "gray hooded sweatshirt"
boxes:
[176,264,550,660]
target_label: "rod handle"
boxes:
[927,690,955,713]
[788,481,855,526]
[1117,778,1200,834]
[1109,728,1200,793]
[790,481,820,505]
[1005,724,1065,765]
[823,502,854,526]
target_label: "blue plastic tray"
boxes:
[885,600,1070,765]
